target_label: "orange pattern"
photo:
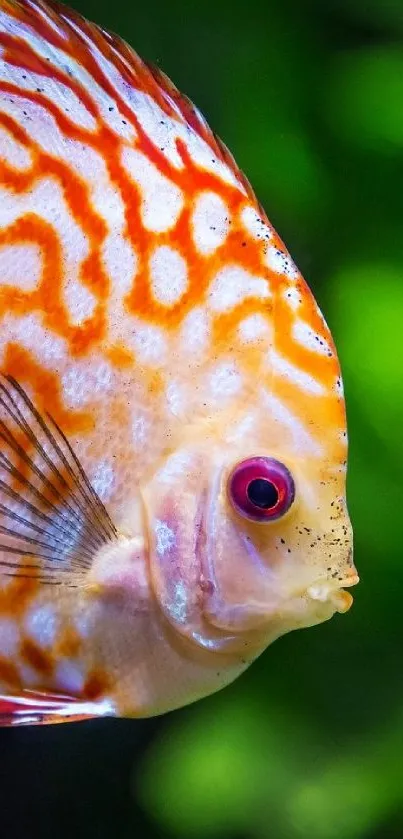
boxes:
[0,0,354,723]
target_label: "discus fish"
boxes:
[0,0,358,725]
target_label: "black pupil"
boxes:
[247,478,279,510]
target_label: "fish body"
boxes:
[0,0,358,724]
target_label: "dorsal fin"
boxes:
[0,0,260,205]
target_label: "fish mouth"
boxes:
[307,571,359,614]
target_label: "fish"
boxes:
[0,0,358,725]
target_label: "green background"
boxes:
[2,0,403,837]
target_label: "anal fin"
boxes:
[0,690,115,726]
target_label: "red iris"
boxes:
[228,457,295,522]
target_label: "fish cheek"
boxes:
[201,496,283,633]
[144,483,205,642]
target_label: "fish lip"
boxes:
[306,572,359,614]
[338,572,360,589]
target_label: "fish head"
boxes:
[142,255,358,657]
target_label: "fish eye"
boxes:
[228,457,295,522]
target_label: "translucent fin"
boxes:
[0,689,115,725]
[0,375,117,585]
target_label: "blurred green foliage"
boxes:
[79,0,402,837]
[6,0,403,837]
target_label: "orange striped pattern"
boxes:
[0,0,356,724]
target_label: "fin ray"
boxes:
[0,375,117,584]
[0,690,114,725]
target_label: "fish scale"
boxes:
[0,0,357,724]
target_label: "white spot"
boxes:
[61,367,88,409]
[0,244,41,290]
[240,206,273,242]
[132,414,149,446]
[93,359,114,391]
[64,277,97,326]
[25,605,59,649]
[55,659,85,694]
[150,246,188,306]
[266,246,298,279]
[283,286,302,311]
[157,451,194,483]
[102,233,137,293]
[165,380,187,418]
[130,322,168,365]
[293,319,333,356]
[0,123,32,170]
[61,358,113,409]
[121,148,184,232]
[238,313,272,345]
[0,618,19,657]
[269,350,325,395]
[208,265,270,312]
[155,520,175,557]
[209,361,242,398]
[192,191,229,255]
[179,307,210,357]
[90,460,115,502]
